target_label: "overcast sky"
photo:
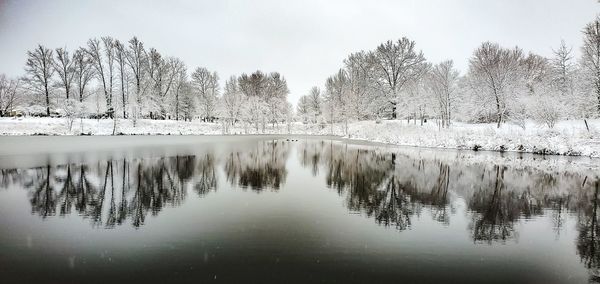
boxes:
[0,0,598,104]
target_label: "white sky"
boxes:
[0,0,598,105]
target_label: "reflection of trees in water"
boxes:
[4,139,600,278]
[577,181,600,279]
[298,140,324,176]
[194,154,217,196]
[224,140,289,191]
[297,141,596,246]
[465,166,597,244]
[4,139,294,228]
[3,154,217,228]
[298,141,453,231]
[468,166,524,243]
[30,165,55,217]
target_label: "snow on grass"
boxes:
[1,117,599,158]
[344,119,600,158]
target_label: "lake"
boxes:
[0,136,599,283]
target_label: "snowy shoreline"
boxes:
[1,117,599,158]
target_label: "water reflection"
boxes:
[296,142,600,240]
[577,181,600,271]
[224,140,288,191]
[3,155,216,228]
[1,139,600,279]
[308,143,455,230]
[1,140,597,234]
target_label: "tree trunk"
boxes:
[175,90,179,121]
[45,82,50,116]
[495,95,502,128]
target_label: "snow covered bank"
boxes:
[344,120,600,158]
[1,117,599,158]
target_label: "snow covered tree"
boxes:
[238,70,288,130]
[171,60,188,121]
[581,16,600,116]
[24,44,55,116]
[147,49,179,119]
[552,40,575,98]
[87,37,116,117]
[296,94,311,123]
[63,98,86,131]
[372,38,428,119]
[220,75,245,130]
[114,40,129,118]
[425,60,459,128]
[324,69,350,134]
[522,53,550,96]
[191,67,219,122]
[0,74,20,116]
[179,81,195,121]
[468,42,526,127]
[343,51,377,120]
[264,72,289,127]
[400,73,430,125]
[125,37,148,124]
[242,95,267,133]
[307,86,322,122]
[239,71,268,98]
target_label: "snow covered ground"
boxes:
[344,119,600,158]
[0,117,599,158]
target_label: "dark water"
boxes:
[0,136,599,284]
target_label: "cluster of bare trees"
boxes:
[299,16,600,130]
[13,36,193,122]
[2,36,292,133]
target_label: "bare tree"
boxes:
[53,47,75,100]
[372,38,427,119]
[24,44,55,116]
[73,48,94,103]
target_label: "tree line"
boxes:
[297,16,600,131]
[1,16,599,132]
[0,36,292,133]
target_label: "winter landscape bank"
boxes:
[1,117,599,158]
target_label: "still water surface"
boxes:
[0,136,599,283]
